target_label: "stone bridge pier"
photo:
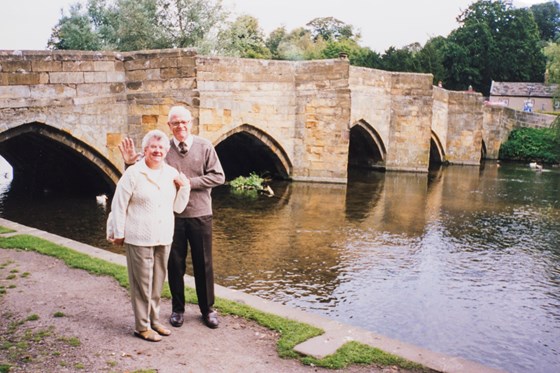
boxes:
[0,48,526,195]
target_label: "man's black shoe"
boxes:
[169,312,184,327]
[203,310,219,329]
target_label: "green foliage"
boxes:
[228,172,265,191]
[265,27,287,59]
[48,0,228,51]
[530,1,560,41]
[157,0,228,49]
[544,41,560,83]
[306,17,358,42]
[499,127,560,163]
[275,27,325,60]
[48,3,103,50]
[415,36,448,84]
[217,15,271,58]
[443,0,546,95]
[381,45,419,72]
[25,314,39,322]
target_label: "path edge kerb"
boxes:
[0,217,505,373]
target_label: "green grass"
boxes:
[0,231,427,371]
[58,336,81,347]
[25,314,39,322]
[0,227,15,234]
[53,312,65,318]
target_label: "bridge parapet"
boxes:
[0,48,520,186]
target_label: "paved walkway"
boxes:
[0,217,504,373]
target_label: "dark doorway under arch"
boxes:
[0,123,117,197]
[348,124,385,170]
[215,132,289,181]
[429,138,443,165]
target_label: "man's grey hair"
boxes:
[141,129,170,151]
[168,106,192,122]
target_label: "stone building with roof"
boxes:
[488,81,559,112]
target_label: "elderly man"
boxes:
[119,106,225,329]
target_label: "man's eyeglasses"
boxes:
[169,120,190,127]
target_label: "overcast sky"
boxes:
[0,0,547,53]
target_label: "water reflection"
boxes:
[0,162,559,373]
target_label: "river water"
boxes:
[0,162,558,373]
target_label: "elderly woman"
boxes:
[108,129,190,342]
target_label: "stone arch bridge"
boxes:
[0,49,553,194]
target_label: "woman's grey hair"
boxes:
[141,129,170,151]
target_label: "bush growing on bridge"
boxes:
[499,124,560,164]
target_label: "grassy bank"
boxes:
[0,231,426,371]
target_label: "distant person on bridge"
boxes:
[118,106,225,330]
[108,129,190,342]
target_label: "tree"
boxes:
[217,15,271,58]
[48,3,102,50]
[266,27,288,59]
[305,17,358,42]
[116,0,166,51]
[544,42,560,82]
[156,0,228,48]
[443,21,496,92]
[444,0,546,95]
[530,1,560,41]
[275,27,325,60]
[86,0,119,49]
[415,36,448,85]
[49,0,228,51]
[380,46,417,72]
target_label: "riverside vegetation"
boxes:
[0,229,428,372]
[499,118,560,164]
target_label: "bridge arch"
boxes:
[0,122,120,194]
[348,120,387,170]
[214,124,292,180]
[430,130,446,165]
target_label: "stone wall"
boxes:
[122,48,198,144]
[1,48,514,184]
[431,87,449,160]
[445,90,484,165]
[195,56,297,176]
[294,59,350,182]
[433,88,486,165]
[349,66,392,150]
[349,68,435,172]
[0,50,127,183]
[385,72,434,172]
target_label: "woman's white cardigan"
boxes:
[109,159,190,246]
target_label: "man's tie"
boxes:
[179,142,188,154]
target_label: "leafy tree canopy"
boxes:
[48,0,228,51]
[217,15,271,59]
[530,1,560,41]
[305,16,359,42]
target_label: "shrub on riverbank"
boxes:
[499,124,560,164]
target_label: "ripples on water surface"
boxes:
[1,162,559,373]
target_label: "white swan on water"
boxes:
[529,162,543,171]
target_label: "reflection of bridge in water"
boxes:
[0,49,554,195]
